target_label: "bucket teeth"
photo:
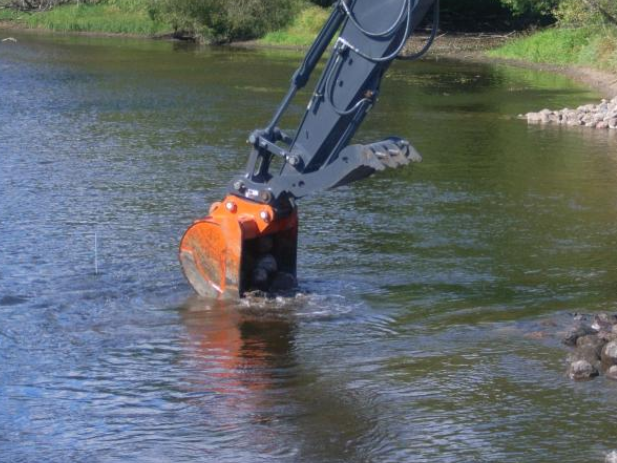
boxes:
[366,138,422,170]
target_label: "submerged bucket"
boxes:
[179,196,298,299]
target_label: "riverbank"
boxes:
[2,13,617,99]
[0,0,169,36]
[488,26,617,96]
[239,32,617,99]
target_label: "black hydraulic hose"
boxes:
[397,0,440,61]
[340,0,409,38]
[325,50,371,116]
[337,0,418,63]
[327,0,438,116]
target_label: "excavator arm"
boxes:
[180,0,439,298]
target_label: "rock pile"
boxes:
[524,97,617,129]
[248,235,297,295]
[563,313,617,381]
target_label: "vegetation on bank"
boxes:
[1,0,617,75]
[260,5,329,47]
[0,0,168,34]
[0,0,561,41]
[0,0,311,40]
[491,0,617,71]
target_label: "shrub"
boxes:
[5,0,96,11]
[149,0,301,42]
[555,0,617,27]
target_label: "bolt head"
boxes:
[225,202,237,213]
[233,180,245,191]
[259,190,273,203]
[259,210,272,223]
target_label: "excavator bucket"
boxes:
[179,196,298,299]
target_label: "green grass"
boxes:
[489,26,617,71]
[260,4,329,47]
[3,0,171,35]
[0,7,22,21]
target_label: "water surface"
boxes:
[1,31,617,463]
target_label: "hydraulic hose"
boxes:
[338,0,439,63]
[340,0,410,38]
[337,0,416,63]
[397,0,440,61]
[327,0,439,115]
[325,50,372,116]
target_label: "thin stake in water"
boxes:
[94,231,98,275]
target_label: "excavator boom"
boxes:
[180,0,438,298]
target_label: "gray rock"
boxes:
[568,346,601,371]
[601,341,617,368]
[593,112,607,123]
[576,334,606,358]
[598,330,617,343]
[256,254,278,274]
[526,98,617,130]
[568,359,599,381]
[549,114,561,123]
[269,272,297,292]
[252,267,270,291]
[562,323,598,346]
[607,366,617,381]
[257,235,274,254]
[592,313,617,331]
[526,112,541,122]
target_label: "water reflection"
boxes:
[177,296,386,462]
[180,296,297,398]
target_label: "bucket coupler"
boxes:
[180,0,438,298]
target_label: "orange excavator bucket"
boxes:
[179,195,298,299]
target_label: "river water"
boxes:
[1,31,617,463]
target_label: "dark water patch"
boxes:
[0,294,29,306]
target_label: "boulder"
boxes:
[257,235,274,254]
[592,313,617,331]
[568,359,599,381]
[270,272,297,292]
[562,323,598,346]
[606,366,617,381]
[576,334,606,358]
[601,341,617,368]
[252,267,270,291]
[256,254,277,274]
